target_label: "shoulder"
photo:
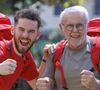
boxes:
[0,40,11,61]
[25,51,36,64]
[87,36,95,45]
[26,51,33,59]
[0,40,8,52]
[0,40,5,47]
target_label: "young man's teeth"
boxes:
[21,40,28,43]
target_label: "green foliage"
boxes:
[30,29,63,65]
[64,0,85,7]
[0,3,12,14]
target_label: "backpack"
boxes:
[0,12,13,60]
[0,13,13,40]
[0,13,13,62]
[53,18,100,90]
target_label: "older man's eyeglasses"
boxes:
[62,23,85,31]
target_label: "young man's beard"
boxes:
[14,38,36,54]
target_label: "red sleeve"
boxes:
[20,52,39,81]
[0,41,8,62]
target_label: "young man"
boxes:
[0,8,47,90]
[36,6,100,90]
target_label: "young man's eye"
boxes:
[20,29,24,32]
[29,30,35,33]
[18,27,24,32]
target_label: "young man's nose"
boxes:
[22,32,29,38]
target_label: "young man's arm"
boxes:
[0,59,17,75]
[27,78,37,90]
[36,77,55,90]
[27,77,55,90]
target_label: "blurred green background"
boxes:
[0,0,88,66]
[30,0,85,66]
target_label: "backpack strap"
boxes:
[91,37,100,72]
[53,37,100,89]
[53,39,68,90]
[54,39,67,63]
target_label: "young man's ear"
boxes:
[11,26,14,36]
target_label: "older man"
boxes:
[36,6,100,90]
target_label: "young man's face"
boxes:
[13,18,40,54]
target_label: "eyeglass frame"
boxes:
[61,23,86,31]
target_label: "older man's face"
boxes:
[60,12,87,49]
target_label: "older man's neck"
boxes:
[67,42,86,51]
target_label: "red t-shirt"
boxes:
[0,40,39,90]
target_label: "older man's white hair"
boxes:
[59,6,89,24]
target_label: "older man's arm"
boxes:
[81,70,100,90]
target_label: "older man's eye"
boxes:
[66,24,73,30]
[76,24,84,30]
